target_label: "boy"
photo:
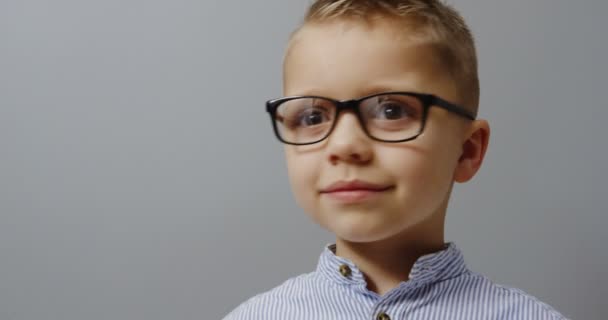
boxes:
[224,0,567,319]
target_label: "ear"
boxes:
[453,119,490,183]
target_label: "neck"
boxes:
[335,234,445,296]
[334,209,447,296]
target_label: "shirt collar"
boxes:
[316,242,468,289]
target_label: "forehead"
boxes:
[283,20,459,102]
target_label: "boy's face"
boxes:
[282,20,470,244]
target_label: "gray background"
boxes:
[1,0,606,319]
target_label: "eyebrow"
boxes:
[288,84,419,100]
[357,85,417,98]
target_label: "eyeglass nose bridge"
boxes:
[334,99,361,115]
[328,99,370,139]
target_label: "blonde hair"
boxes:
[286,0,479,114]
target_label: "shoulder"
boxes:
[442,271,570,319]
[221,272,320,320]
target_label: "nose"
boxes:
[325,112,373,165]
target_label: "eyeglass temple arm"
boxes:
[433,96,476,120]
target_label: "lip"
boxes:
[320,180,394,203]
[320,180,393,193]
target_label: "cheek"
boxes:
[284,149,320,213]
[387,151,435,199]
[382,144,456,210]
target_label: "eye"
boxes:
[276,97,335,131]
[371,101,414,120]
[282,106,332,129]
[380,102,406,119]
[298,108,330,127]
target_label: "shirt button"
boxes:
[338,264,351,277]
[377,312,391,320]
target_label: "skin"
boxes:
[282,19,490,296]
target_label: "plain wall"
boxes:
[1,0,606,319]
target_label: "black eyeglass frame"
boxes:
[265,91,476,146]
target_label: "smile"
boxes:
[319,180,394,203]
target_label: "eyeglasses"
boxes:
[266,92,475,145]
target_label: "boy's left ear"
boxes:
[453,119,490,183]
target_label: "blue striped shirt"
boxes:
[223,242,568,319]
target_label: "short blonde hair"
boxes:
[286,0,479,114]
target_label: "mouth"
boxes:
[319,180,394,203]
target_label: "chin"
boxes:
[327,219,405,244]
[335,229,407,244]
[336,233,389,244]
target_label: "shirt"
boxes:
[223,242,568,320]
